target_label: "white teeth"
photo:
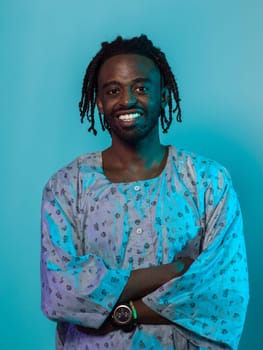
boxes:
[118,112,141,121]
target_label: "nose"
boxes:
[120,88,136,107]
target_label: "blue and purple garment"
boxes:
[41,146,249,350]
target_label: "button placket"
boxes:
[133,185,143,235]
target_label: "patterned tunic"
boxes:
[41,146,249,350]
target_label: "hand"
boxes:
[174,257,194,275]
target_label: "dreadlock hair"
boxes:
[79,34,182,135]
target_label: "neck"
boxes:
[102,136,168,182]
[109,136,165,167]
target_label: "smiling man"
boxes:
[41,35,249,350]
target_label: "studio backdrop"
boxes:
[1,0,262,349]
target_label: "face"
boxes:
[96,54,167,144]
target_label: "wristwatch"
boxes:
[112,301,137,332]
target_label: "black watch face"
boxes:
[114,305,132,325]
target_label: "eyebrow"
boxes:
[101,77,152,90]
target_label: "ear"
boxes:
[161,86,168,109]
[96,96,104,114]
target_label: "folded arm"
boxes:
[41,177,192,329]
[76,258,193,335]
[141,178,249,349]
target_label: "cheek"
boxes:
[147,97,162,113]
[140,93,159,107]
[147,89,162,108]
[98,97,113,114]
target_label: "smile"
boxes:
[118,112,142,121]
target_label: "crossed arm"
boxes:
[41,178,194,335]
[41,171,249,347]
[77,257,193,335]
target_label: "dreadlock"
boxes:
[79,34,182,135]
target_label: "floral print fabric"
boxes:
[41,146,249,349]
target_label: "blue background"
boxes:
[1,0,262,348]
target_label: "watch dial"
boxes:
[115,305,132,324]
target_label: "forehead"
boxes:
[97,54,160,84]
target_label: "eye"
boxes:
[107,88,120,95]
[135,86,149,94]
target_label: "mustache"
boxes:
[112,107,144,116]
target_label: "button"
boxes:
[136,228,143,234]
[134,185,141,191]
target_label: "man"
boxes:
[41,35,249,350]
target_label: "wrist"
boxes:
[133,299,171,325]
[111,300,137,332]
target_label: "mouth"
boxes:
[115,109,143,122]
[118,112,142,122]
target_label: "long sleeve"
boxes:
[40,171,131,328]
[142,167,249,350]
[40,148,249,349]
